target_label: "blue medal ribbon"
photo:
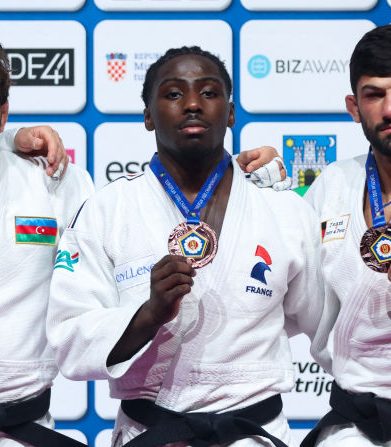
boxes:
[149,151,231,225]
[366,149,387,229]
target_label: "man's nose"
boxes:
[382,92,391,119]
[184,91,202,113]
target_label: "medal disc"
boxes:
[168,221,217,268]
[360,225,391,273]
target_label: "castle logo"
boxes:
[283,135,336,196]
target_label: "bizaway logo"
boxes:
[248,54,349,79]
[7,49,74,86]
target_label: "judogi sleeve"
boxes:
[47,192,148,381]
[0,128,18,152]
[281,194,331,372]
[302,171,340,374]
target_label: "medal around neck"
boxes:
[360,225,391,273]
[361,150,391,272]
[168,221,217,268]
[149,151,231,269]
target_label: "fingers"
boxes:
[237,146,279,173]
[148,255,196,324]
[14,126,69,178]
[272,177,292,192]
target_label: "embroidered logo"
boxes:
[54,250,79,272]
[15,216,57,245]
[321,215,350,243]
[114,255,155,292]
[251,245,272,285]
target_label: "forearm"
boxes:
[106,301,162,367]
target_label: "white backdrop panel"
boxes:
[240,122,369,163]
[2,21,86,114]
[51,374,88,420]
[240,20,374,113]
[0,0,86,11]
[241,0,377,10]
[95,429,113,447]
[94,0,231,11]
[94,20,232,113]
[94,122,233,190]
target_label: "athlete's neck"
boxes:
[372,147,391,198]
[157,149,226,201]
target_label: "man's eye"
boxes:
[202,90,217,98]
[166,91,182,99]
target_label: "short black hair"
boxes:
[350,25,391,95]
[142,46,232,107]
[0,44,11,106]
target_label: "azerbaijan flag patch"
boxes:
[15,216,58,245]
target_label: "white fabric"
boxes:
[0,151,94,405]
[0,128,18,152]
[316,423,391,447]
[48,161,325,446]
[305,154,391,446]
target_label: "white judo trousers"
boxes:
[48,161,327,447]
[0,146,93,446]
[305,155,391,447]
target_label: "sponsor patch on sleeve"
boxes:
[321,215,350,243]
[114,255,155,292]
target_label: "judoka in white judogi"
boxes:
[48,160,327,447]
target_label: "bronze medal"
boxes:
[360,225,391,273]
[168,221,217,268]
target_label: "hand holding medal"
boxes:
[150,151,231,268]
[360,150,391,273]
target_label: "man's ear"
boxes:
[345,94,361,123]
[0,101,9,132]
[228,102,235,128]
[144,108,155,131]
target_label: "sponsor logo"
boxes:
[247,54,349,79]
[370,234,391,264]
[106,161,150,182]
[246,245,273,297]
[66,149,75,164]
[247,55,271,79]
[283,135,336,196]
[54,249,79,272]
[106,52,127,82]
[15,216,57,245]
[321,215,350,243]
[114,255,155,291]
[7,49,75,86]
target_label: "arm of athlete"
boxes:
[0,125,69,178]
[236,146,291,190]
[107,255,196,366]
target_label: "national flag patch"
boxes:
[15,216,58,245]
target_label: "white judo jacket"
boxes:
[0,149,93,403]
[306,155,391,400]
[48,160,326,416]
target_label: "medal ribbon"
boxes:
[366,149,387,228]
[149,151,231,224]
